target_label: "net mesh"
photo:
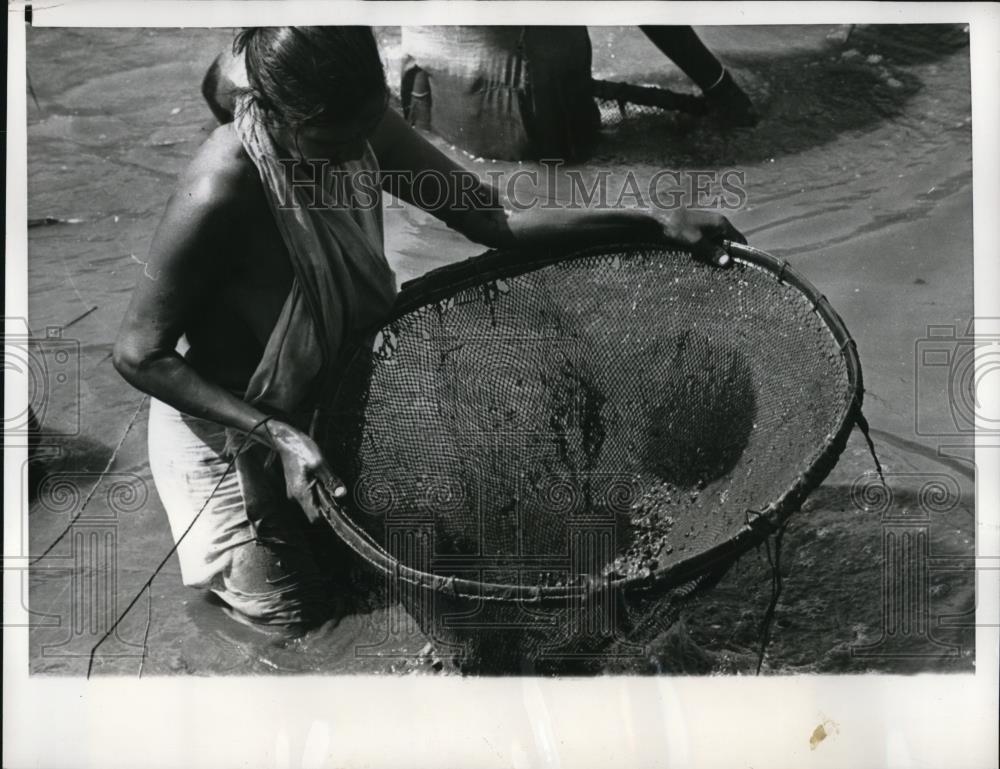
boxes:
[592,79,707,128]
[323,245,855,597]
[597,97,674,127]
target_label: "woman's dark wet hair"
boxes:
[234,26,387,129]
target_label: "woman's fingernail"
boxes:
[334,486,347,498]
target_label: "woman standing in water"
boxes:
[114,26,746,628]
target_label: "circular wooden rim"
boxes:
[323,242,863,606]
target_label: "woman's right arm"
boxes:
[113,166,273,438]
[113,164,346,514]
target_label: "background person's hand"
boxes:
[662,209,747,267]
[267,420,346,525]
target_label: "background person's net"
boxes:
[322,244,857,599]
[592,79,707,128]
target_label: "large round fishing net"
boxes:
[320,243,862,607]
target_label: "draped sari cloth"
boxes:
[229,99,398,534]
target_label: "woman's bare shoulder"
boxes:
[172,123,260,214]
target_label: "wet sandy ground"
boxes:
[24,25,974,674]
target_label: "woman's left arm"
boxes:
[370,108,746,266]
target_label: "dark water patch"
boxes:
[594,48,925,167]
[845,24,971,66]
[27,432,121,491]
[586,25,970,172]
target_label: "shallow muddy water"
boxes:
[25,25,974,675]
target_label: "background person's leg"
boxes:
[639,25,759,126]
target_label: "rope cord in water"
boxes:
[87,414,273,678]
[137,587,152,679]
[755,520,788,676]
[867,426,974,483]
[26,68,42,112]
[855,408,886,485]
[31,395,149,565]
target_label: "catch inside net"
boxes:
[318,242,863,617]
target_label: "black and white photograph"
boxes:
[5,2,999,768]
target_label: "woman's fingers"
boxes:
[709,214,746,252]
[298,482,336,526]
[312,481,347,525]
[707,217,746,266]
[292,471,345,522]
[723,218,748,246]
[691,239,732,268]
[274,427,348,522]
[314,464,347,499]
[296,485,325,524]
[710,243,731,267]
[668,210,745,267]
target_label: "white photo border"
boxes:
[5,3,999,768]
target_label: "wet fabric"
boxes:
[226,100,398,535]
[232,98,398,418]
[400,26,601,161]
[148,398,335,625]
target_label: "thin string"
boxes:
[27,67,42,111]
[87,414,273,678]
[855,408,886,485]
[137,587,152,679]
[31,395,149,565]
[755,521,787,675]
